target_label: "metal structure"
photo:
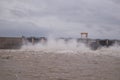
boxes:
[81,32,88,39]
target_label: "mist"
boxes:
[21,38,89,52]
[21,37,120,57]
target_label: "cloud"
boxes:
[0,20,50,37]
[0,0,120,39]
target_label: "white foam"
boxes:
[21,38,89,52]
[21,38,120,57]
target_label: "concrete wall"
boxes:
[0,37,120,49]
[0,37,23,49]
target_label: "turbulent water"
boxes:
[21,38,120,57]
[0,39,120,80]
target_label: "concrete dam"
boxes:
[0,37,120,50]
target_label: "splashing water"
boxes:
[20,38,120,57]
[21,38,90,52]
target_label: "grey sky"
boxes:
[0,0,120,39]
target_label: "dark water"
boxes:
[0,48,120,80]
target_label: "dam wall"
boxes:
[0,37,120,49]
[0,37,23,49]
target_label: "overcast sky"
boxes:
[0,0,120,39]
